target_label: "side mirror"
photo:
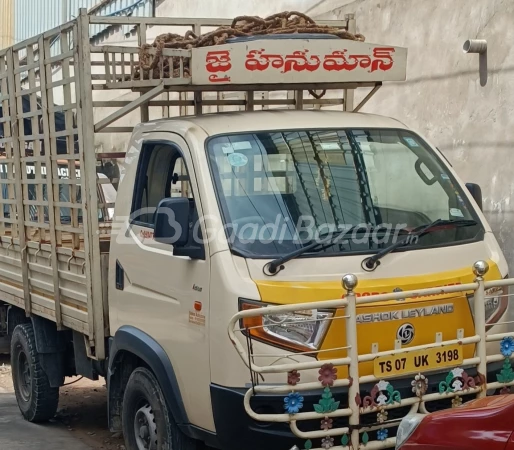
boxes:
[154,197,189,246]
[154,197,205,259]
[466,183,482,211]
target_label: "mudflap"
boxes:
[0,334,9,354]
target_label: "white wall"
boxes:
[155,0,320,20]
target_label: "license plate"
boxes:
[374,344,463,378]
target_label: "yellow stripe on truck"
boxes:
[253,260,502,377]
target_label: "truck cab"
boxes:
[108,109,508,450]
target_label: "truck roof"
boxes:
[140,110,409,137]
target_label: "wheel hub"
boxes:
[134,404,157,450]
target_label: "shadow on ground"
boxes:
[0,353,122,450]
[0,392,93,449]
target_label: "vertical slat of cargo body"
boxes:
[180,92,187,116]
[43,37,62,247]
[75,10,105,359]
[60,31,80,249]
[6,48,30,315]
[343,14,356,112]
[26,46,45,243]
[138,24,149,123]
[194,91,203,115]
[193,19,202,117]
[13,54,30,227]
[295,90,304,110]
[104,51,111,84]
[0,53,10,236]
[2,54,16,237]
[246,91,254,111]
[38,34,62,330]
[73,21,95,345]
[193,22,202,39]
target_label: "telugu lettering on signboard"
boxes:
[192,40,407,85]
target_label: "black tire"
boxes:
[10,323,59,422]
[122,367,198,450]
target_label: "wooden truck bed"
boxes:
[0,236,109,337]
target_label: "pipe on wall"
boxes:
[463,39,488,54]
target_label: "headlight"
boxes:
[467,278,509,330]
[396,413,425,449]
[239,298,333,353]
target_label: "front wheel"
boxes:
[10,323,59,422]
[122,367,198,450]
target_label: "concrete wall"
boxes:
[313,0,514,270]
[155,0,320,20]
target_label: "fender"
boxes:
[108,325,188,426]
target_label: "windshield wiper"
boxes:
[264,225,374,276]
[361,218,478,272]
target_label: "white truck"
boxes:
[0,9,512,450]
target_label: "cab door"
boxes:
[110,133,213,431]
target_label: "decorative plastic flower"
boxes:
[501,336,514,357]
[411,373,428,397]
[377,408,388,423]
[288,370,301,386]
[451,367,464,378]
[284,392,304,414]
[452,395,462,408]
[318,363,338,387]
[451,379,463,392]
[376,380,390,391]
[377,428,389,441]
[376,393,388,406]
[320,416,333,431]
[321,437,334,449]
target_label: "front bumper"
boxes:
[210,362,504,450]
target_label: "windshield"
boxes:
[207,128,483,258]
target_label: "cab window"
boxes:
[131,143,195,228]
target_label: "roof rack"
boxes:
[2,10,408,138]
[85,12,406,130]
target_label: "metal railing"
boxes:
[228,261,514,449]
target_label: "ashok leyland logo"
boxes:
[397,323,415,345]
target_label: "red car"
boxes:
[396,395,514,449]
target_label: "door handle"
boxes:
[116,260,124,290]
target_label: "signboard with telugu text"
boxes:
[191,39,407,86]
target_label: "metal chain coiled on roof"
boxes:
[134,11,365,80]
